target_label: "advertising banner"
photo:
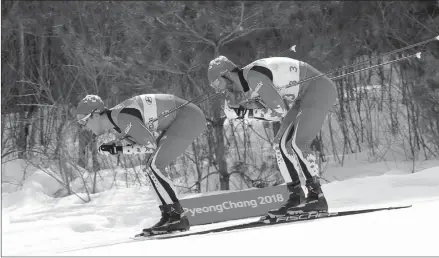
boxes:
[180,185,290,226]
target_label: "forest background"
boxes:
[2,1,439,201]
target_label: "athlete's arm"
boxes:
[246,68,287,115]
[116,112,157,154]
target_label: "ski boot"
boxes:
[259,181,305,222]
[140,204,170,236]
[143,205,169,231]
[286,176,328,215]
[149,202,190,235]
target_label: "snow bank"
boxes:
[69,165,152,193]
[1,159,150,213]
[1,159,38,193]
[323,166,439,210]
[322,157,439,182]
[2,159,67,207]
[1,161,67,212]
[2,183,52,210]
[22,169,64,196]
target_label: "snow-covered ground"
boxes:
[2,161,439,256]
[63,200,439,256]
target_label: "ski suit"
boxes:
[223,57,337,185]
[107,94,206,206]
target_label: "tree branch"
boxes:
[222,26,272,46]
[218,1,246,46]
[173,13,216,47]
[186,171,221,191]
[144,63,186,75]
[247,122,271,142]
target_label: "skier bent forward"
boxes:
[75,93,206,234]
[207,56,337,218]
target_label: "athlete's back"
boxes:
[110,94,179,133]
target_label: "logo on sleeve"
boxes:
[147,118,155,130]
[124,122,132,134]
[145,96,153,105]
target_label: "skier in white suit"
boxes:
[207,56,337,218]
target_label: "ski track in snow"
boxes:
[2,165,439,256]
[61,200,439,256]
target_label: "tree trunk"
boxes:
[212,46,230,190]
[214,117,229,190]
[54,109,67,157]
[78,130,92,168]
[17,19,27,158]
[230,122,242,161]
[192,141,202,193]
[92,135,100,173]
[38,26,46,148]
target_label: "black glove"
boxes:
[232,105,248,119]
[98,144,123,155]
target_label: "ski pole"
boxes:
[147,89,222,125]
[149,50,423,122]
[328,52,422,81]
[327,35,437,78]
[286,35,438,88]
[138,35,438,126]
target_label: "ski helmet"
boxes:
[75,95,105,122]
[207,56,238,88]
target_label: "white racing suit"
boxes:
[223,57,337,216]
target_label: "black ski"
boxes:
[149,205,411,240]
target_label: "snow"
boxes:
[2,161,439,256]
[1,159,38,193]
[63,201,439,256]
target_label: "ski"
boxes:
[148,205,411,240]
[58,204,411,253]
[130,229,189,240]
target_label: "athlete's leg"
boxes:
[283,65,337,213]
[145,99,206,233]
[290,64,337,179]
[267,105,307,217]
[268,64,337,218]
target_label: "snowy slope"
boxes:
[2,166,439,256]
[61,200,439,256]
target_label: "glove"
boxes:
[98,144,122,155]
[231,106,248,119]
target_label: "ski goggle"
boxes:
[220,72,244,93]
[76,109,97,126]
